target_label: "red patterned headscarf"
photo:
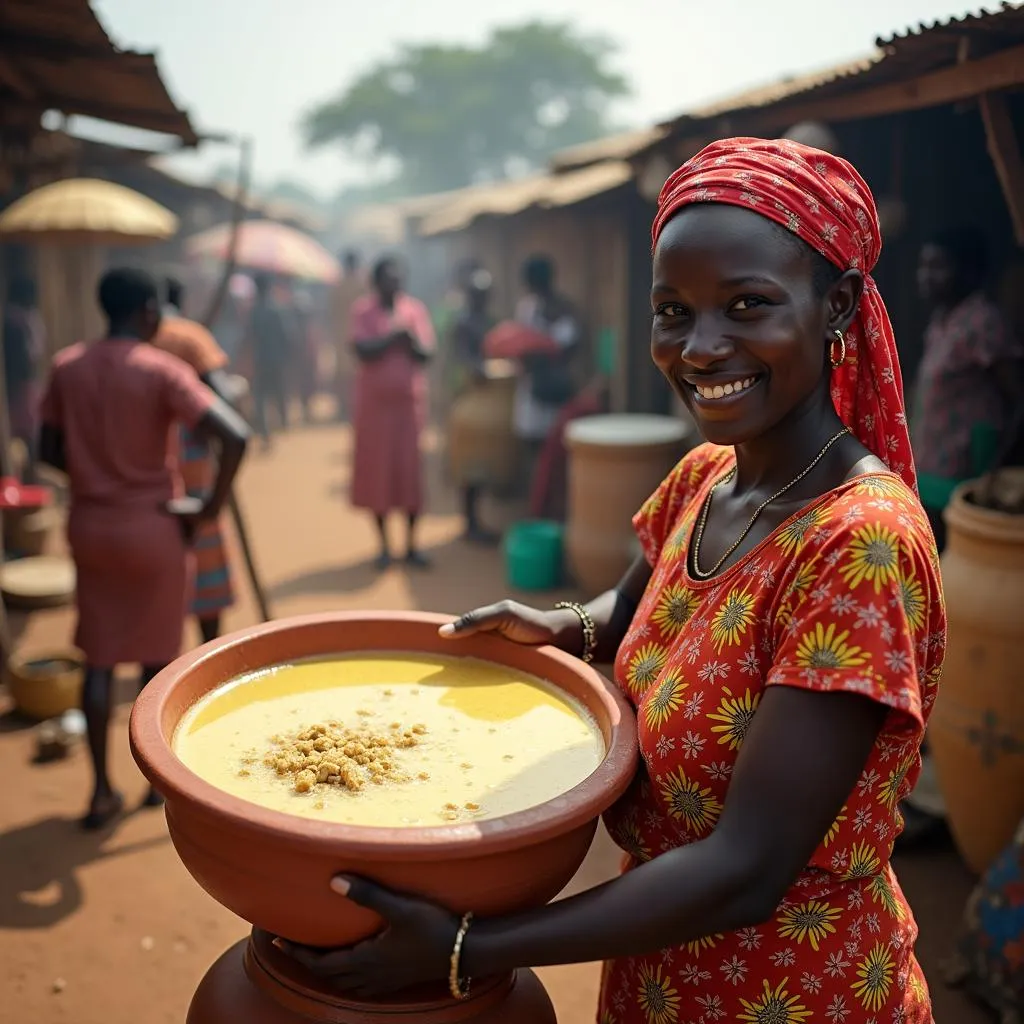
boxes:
[652,137,917,493]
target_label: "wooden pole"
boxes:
[979,90,1024,247]
[198,138,273,623]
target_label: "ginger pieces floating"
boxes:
[260,721,427,795]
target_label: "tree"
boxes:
[302,21,629,195]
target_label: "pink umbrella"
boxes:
[184,220,340,284]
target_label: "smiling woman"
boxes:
[280,139,944,1024]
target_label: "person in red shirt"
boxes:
[39,268,249,830]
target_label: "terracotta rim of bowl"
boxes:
[130,611,638,860]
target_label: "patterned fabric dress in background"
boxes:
[153,317,235,622]
[599,444,945,1024]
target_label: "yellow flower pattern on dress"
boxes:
[737,979,812,1024]
[852,942,895,1012]
[775,506,824,555]
[710,586,756,650]
[706,686,760,750]
[840,521,902,592]
[636,962,681,1024]
[822,805,847,847]
[774,560,817,629]
[626,642,668,699]
[844,841,882,880]
[868,870,905,918]
[650,583,699,636]
[684,933,723,956]
[659,767,722,834]
[793,622,869,670]
[897,568,927,632]
[776,900,842,950]
[601,444,944,1024]
[854,474,906,498]
[877,754,916,809]
[643,668,687,730]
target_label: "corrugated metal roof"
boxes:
[680,56,882,121]
[878,2,1024,48]
[550,126,669,171]
[652,2,1024,138]
[418,161,633,236]
[0,0,198,145]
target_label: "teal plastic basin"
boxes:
[504,520,563,592]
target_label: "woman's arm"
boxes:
[463,686,885,973]
[353,335,399,362]
[443,554,652,663]
[562,555,651,662]
[189,399,249,519]
[282,684,886,994]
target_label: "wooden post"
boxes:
[978,90,1024,247]
[198,137,272,623]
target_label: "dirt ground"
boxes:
[0,412,991,1023]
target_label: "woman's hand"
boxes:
[439,600,579,651]
[276,875,460,998]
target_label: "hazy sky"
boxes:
[89,0,984,198]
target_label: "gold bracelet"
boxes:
[448,911,473,1001]
[554,601,597,663]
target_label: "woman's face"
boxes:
[651,204,846,448]
[376,262,402,298]
[916,243,956,306]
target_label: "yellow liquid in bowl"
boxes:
[172,654,604,828]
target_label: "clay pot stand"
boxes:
[188,929,555,1024]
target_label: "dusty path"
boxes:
[0,415,986,1023]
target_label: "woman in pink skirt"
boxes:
[349,257,435,569]
[39,268,249,829]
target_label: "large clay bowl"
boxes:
[130,611,637,947]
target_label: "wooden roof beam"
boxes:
[741,43,1024,131]
[979,90,1024,246]
[0,32,124,63]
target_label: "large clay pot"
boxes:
[187,931,556,1024]
[565,414,692,594]
[930,479,1024,874]
[132,612,635,1023]
[447,360,518,494]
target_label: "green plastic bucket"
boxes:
[504,520,563,591]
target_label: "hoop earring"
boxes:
[830,329,846,369]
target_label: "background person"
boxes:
[512,256,581,492]
[248,273,293,448]
[330,250,366,422]
[448,267,501,544]
[914,225,1024,549]
[349,256,435,569]
[155,278,248,644]
[2,275,46,482]
[38,268,249,830]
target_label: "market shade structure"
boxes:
[0,178,178,245]
[184,220,341,284]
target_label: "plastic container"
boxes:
[504,520,564,591]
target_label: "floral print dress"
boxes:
[599,444,945,1024]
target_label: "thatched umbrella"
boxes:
[0,177,178,246]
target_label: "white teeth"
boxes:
[695,376,757,401]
